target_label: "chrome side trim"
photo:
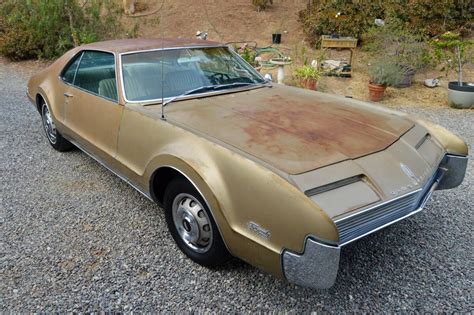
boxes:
[64,136,153,201]
[152,165,232,254]
[437,154,468,190]
[282,237,340,289]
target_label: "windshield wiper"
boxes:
[162,82,267,107]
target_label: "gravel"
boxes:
[1,61,473,312]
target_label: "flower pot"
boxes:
[394,66,415,88]
[301,78,318,90]
[272,33,281,44]
[368,82,386,102]
[448,81,474,109]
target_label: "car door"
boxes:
[65,50,122,159]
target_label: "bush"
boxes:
[235,44,258,67]
[293,65,321,81]
[0,0,124,60]
[298,1,384,46]
[252,0,273,12]
[299,0,473,47]
[362,18,433,71]
[368,58,406,86]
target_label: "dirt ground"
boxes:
[124,0,474,109]
[5,0,472,109]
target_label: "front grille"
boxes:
[335,170,440,245]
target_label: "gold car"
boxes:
[27,39,468,289]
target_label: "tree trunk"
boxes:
[456,45,463,86]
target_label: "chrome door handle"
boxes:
[64,92,74,98]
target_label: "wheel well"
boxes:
[150,167,187,205]
[35,94,44,113]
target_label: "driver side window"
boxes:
[60,52,82,84]
[73,51,118,102]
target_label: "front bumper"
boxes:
[282,154,468,289]
[282,237,340,289]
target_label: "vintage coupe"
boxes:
[27,39,468,289]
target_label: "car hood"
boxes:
[164,85,414,174]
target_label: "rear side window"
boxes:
[74,51,117,101]
[60,52,82,84]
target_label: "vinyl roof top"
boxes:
[80,38,224,53]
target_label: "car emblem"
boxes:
[247,221,270,239]
[400,163,419,183]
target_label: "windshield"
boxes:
[121,47,265,102]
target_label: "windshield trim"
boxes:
[118,46,267,104]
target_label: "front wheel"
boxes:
[41,101,74,152]
[164,177,231,267]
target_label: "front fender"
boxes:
[141,132,339,277]
[415,119,468,156]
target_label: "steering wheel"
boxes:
[210,72,230,85]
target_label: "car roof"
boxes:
[80,38,224,54]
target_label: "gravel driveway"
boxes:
[1,61,473,312]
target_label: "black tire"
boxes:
[40,101,74,152]
[164,177,231,267]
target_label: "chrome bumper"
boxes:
[282,237,340,289]
[437,154,468,190]
[282,154,468,290]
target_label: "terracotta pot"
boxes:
[368,82,386,102]
[301,78,318,91]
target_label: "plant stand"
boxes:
[320,35,358,78]
[270,58,292,84]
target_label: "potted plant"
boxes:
[294,65,321,90]
[235,44,260,71]
[367,59,405,101]
[363,18,431,88]
[432,32,474,109]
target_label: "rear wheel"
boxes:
[41,101,74,152]
[164,177,231,267]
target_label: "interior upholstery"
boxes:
[98,78,118,101]
[164,70,204,97]
[123,64,162,101]
[122,65,205,101]
[74,67,115,95]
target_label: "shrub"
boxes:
[299,0,473,46]
[368,59,406,86]
[293,65,321,81]
[252,0,273,12]
[235,44,258,67]
[362,18,433,71]
[298,1,384,46]
[0,0,124,60]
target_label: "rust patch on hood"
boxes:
[164,85,414,174]
[236,94,405,159]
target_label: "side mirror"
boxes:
[264,73,273,82]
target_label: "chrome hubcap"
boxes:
[42,104,57,144]
[172,193,213,253]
